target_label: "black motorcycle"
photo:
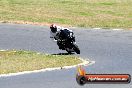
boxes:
[57,29,80,54]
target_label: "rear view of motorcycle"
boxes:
[50,24,80,54]
[57,29,80,54]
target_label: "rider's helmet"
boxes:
[50,24,57,33]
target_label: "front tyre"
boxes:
[73,43,80,54]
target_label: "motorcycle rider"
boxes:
[50,24,75,50]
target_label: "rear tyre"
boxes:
[73,43,80,54]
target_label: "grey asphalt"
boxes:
[0,23,132,88]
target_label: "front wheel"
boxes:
[73,43,80,54]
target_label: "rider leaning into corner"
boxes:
[50,24,75,50]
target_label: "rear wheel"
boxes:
[73,43,80,54]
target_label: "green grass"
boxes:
[0,0,132,28]
[0,50,82,74]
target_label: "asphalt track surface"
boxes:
[0,23,132,88]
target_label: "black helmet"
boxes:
[50,24,57,33]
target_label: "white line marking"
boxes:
[93,28,101,30]
[112,29,123,31]
[0,50,7,51]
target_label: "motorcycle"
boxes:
[57,29,80,54]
